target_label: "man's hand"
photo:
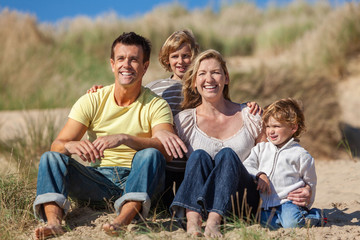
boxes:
[153,129,187,158]
[287,185,311,207]
[64,140,100,163]
[247,101,263,115]
[93,134,128,158]
[257,173,271,194]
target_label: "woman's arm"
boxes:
[287,185,312,207]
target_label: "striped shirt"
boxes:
[145,78,183,116]
[145,77,185,172]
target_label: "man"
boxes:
[33,32,174,239]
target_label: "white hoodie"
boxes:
[243,138,316,210]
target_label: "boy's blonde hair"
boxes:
[262,98,306,138]
[158,29,199,72]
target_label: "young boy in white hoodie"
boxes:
[244,98,326,229]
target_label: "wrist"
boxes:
[256,172,266,181]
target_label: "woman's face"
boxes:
[169,43,192,81]
[195,58,228,101]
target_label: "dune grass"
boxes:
[1,1,359,159]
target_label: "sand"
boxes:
[22,157,359,240]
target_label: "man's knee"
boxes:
[39,151,68,167]
[132,148,166,169]
[39,151,69,171]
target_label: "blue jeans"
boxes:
[33,148,165,222]
[170,148,259,221]
[261,201,324,229]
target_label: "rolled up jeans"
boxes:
[33,148,165,222]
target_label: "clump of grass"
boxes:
[0,111,63,238]
[0,111,61,175]
[0,172,37,240]
[256,17,315,55]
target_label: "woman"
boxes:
[168,49,265,237]
[168,50,311,238]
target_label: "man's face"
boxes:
[110,43,149,87]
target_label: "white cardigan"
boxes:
[243,138,317,210]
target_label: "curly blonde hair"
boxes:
[262,98,306,138]
[181,49,231,109]
[158,29,199,72]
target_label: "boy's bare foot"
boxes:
[204,212,223,238]
[35,224,65,240]
[186,210,203,237]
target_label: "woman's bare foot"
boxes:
[204,212,223,238]
[35,225,65,240]
[186,209,203,237]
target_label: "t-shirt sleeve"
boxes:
[149,97,173,128]
[242,104,263,140]
[68,93,96,127]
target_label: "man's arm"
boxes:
[92,123,174,162]
[51,118,100,163]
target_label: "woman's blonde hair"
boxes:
[181,49,230,109]
[262,98,306,138]
[158,29,199,72]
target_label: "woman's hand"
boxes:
[247,102,262,115]
[87,84,104,93]
[287,185,311,207]
[153,130,187,159]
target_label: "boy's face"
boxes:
[265,116,298,148]
[168,43,192,81]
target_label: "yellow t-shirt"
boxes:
[68,84,173,168]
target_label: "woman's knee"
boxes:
[186,149,212,166]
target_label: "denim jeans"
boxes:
[170,148,259,221]
[261,201,324,229]
[33,148,165,222]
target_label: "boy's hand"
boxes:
[257,173,271,194]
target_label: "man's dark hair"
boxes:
[111,32,151,63]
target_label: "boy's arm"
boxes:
[243,146,261,177]
[288,153,316,207]
[300,153,317,207]
[257,173,271,194]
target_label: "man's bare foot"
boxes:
[102,222,126,236]
[186,210,203,237]
[35,225,65,240]
[204,212,223,238]
[103,201,141,235]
